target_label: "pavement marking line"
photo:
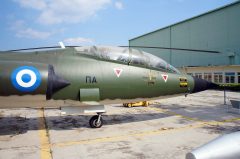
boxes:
[146,106,240,125]
[50,107,240,148]
[204,117,240,126]
[38,108,52,159]
[145,107,204,122]
[51,123,204,148]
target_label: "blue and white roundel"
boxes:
[11,66,42,92]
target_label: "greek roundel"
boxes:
[11,66,42,92]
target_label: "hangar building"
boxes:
[129,1,240,84]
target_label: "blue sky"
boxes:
[0,0,237,50]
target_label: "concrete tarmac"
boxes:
[0,90,239,159]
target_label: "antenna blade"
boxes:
[59,42,65,49]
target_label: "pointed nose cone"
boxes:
[192,77,218,93]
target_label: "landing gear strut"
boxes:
[89,113,103,128]
[60,105,105,128]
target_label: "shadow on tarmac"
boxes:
[0,111,170,135]
[1,101,239,136]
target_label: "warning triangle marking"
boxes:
[161,74,168,83]
[114,68,123,77]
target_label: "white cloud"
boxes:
[10,20,52,39]
[14,0,111,25]
[63,37,94,45]
[115,1,123,10]
[10,20,25,30]
[14,0,47,10]
[16,28,52,39]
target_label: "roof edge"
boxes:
[129,0,240,42]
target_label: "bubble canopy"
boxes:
[75,46,180,74]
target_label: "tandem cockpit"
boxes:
[75,46,180,74]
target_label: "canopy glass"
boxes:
[75,46,180,74]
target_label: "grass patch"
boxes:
[215,83,240,91]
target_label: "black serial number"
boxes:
[86,76,97,83]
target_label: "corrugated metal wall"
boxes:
[129,1,240,67]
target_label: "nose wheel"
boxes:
[89,113,103,128]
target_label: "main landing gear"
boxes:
[89,113,103,128]
[60,105,106,128]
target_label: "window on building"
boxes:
[238,73,240,83]
[204,73,212,82]
[195,73,202,79]
[214,72,223,83]
[225,72,235,83]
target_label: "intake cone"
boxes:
[186,131,240,159]
[46,65,70,100]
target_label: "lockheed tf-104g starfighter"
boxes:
[0,45,216,128]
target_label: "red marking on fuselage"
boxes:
[114,68,123,77]
[161,74,168,82]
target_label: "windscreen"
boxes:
[75,46,180,74]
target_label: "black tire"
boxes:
[89,115,103,128]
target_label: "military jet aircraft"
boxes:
[0,44,216,128]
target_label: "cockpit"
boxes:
[75,46,180,74]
